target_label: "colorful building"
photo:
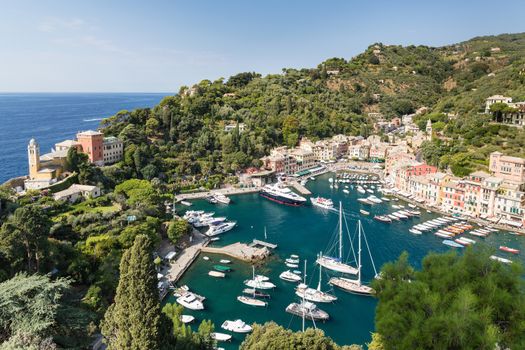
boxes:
[76,130,104,166]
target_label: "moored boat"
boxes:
[359,209,370,216]
[242,288,271,298]
[237,295,267,307]
[208,270,226,278]
[221,319,252,333]
[176,293,204,310]
[409,228,422,235]
[260,183,307,206]
[180,315,195,324]
[374,215,392,223]
[285,301,329,321]
[279,270,302,282]
[490,255,512,264]
[499,246,520,254]
[442,240,464,248]
[213,265,231,272]
[310,196,335,210]
[211,332,232,342]
[213,193,231,204]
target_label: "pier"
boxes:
[250,239,278,249]
[201,242,271,262]
[162,229,209,283]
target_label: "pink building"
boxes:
[489,151,525,183]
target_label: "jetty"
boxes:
[163,229,209,283]
[251,239,278,249]
[201,242,271,262]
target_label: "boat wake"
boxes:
[83,118,104,122]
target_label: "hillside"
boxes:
[100,32,525,185]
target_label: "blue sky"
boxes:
[0,0,524,92]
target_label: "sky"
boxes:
[0,0,524,93]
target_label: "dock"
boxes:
[250,239,278,249]
[162,229,209,283]
[289,181,311,195]
[201,242,271,262]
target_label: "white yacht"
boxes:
[211,333,232,342]
[285,301,329,321]
[176,293,204,310]
[213,193,231,204]
[279,270,302,282]
[310,196,334,210]
[237,295,267,307]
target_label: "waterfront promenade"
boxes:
[201,242,271,262]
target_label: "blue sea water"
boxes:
[168,175,525,349]
[0,93,168,183]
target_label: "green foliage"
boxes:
[240,322,361,350]
[167,219,191,244]
[372,248,525,350]
[101,235,163,350]
[65,147,88,172]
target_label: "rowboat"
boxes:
[374,215,392,223]
[219,259,231,264]
[359,209,370,216]
[499,246,520,254]
[409,228,422,235]
[213,265,231,272]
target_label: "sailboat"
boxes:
[329,220,376,296]
[244,266,276,289]
[295,260,337,303]
[316,202,358,275]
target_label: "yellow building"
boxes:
[25,138,67,190]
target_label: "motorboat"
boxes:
[202,256,210,261]
[490,255,512,264]
[285,301,329,321]
[208,271,226,278]
[442,240,464,248]
[285,258,299,264]
[387,214,400,221]
[180,315,195,324]
[180,200,192,206]
[373,215,392,223]
[211,332,232,342]
[221,319,252,333]
[499,246,520,254]
[205,221,236,236]
[242,288,271,298]
[310,196,335,210]
[409,228,422,235]
[295,283,337,303]
[237,295,267,307]
[279,270,302,282]
[285,262,299,268]
[219,259,231,264]
[455,237,476,246]
[357,186,366,194]
[359,209,370,216]
[290,254,299,259]
[367,196,382,204]
[176,293,204,310]
[213,193,231,204]
[343,189,350,194]
[357,198,372,205]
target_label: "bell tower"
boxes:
[28,138,40,179]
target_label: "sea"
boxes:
[0,93,168,183]
[168,176,525,349]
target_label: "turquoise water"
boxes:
[166,173,525,349]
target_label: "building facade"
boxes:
[77,130,104,166]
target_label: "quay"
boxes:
[201,242,272,262]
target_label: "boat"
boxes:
[285,258,299,264]
[213,193,231,204]
[242,288,270,298]
[367,195,382,204]
[316,202,358,275]
[357,186,366,194]
[408,203,417,208]
[211,332,232,342]
[392,204,401,209]
[202,256,210,261]
[359,209,370,216]
[205,221,236,236]
[374,215,392,223]
[499,246,520,254]
[442,240,464,248]
[409,228,422,235]
[219,259,231,264]
[221,319,252,333]
[208,271,226,278]
[205,195,218,204]
[254,274,269,281]
[279,270,302,282]
[295,262,337,303]
[210,237,220,242]
[310,196,335,210]
[357,198,372,205]
[343,189,350,194]
[260,183,307,206]
[290,254,299,259]
[244,266,276,289]
[180,315,195,324]
[176,293,204,310]
[310,176,315,181]
[380,197,390,202]
[490,255,512,264]
[286,262,299,268]
[329,221,376,296]
[455,237,475,246]
[392,212,408,219]
[180,200,192,206]
[213,265,231,272]
[285,301,330,321]
[237,295,267,307]
[366,189,374,194]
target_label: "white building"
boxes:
[103,136,124,165]
[485,95,512,113]
[53,184,101,203]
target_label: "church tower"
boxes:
[426,119,432,141]
[28,138,40,179]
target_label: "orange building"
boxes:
[76,130,104,166]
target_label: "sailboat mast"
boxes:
[264,226,267,240]
[339,201,343,260]
[317,254,322,291]
[357,221,362,285]
[303,259,307,284]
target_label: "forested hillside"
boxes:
[99,33,525,183]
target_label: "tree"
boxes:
[167,219,191,244]
[0,205,51,273]
[240,322,361,350]
[101,235,163,350]
[65,147,88,172]
[372,248,525,350]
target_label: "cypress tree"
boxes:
[101,234,162,349]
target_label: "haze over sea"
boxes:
[0,93,167,183]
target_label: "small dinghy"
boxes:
[208,271,226,278]
[180,315,195,324]
[211,332,232,342]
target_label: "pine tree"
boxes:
[101,234,162,350]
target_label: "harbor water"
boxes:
[167,173,525,349]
